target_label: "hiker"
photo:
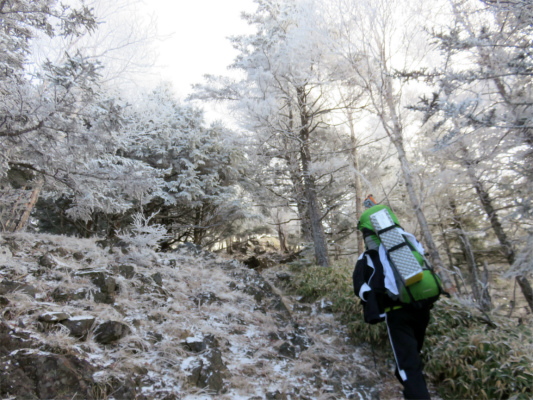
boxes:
[353,196,445,400]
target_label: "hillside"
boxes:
[0,232,419,400]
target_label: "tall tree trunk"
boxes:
[297,86,329,267]
[285,109,312,242]
[462,152,533,312]
[438,220,463,294]
[449,199,487,308]
[347,111,364,254]
[286,159,312,242]
[373,67,455,290]
[277,222,288,253]
[11,177,44,232]
[300,140,329,267]
[193,205,204,245]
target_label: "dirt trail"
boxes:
[261,265,442,400]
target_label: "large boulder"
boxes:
[0,319,93,399]
[1,350,97,400]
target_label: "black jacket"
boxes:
[352,249,402,324]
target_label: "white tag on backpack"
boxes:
[372,209,394,229]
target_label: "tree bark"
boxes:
[277,222,288,253]
[462,152,533,312]
[449,199,488,308]
[380,76,454,290]
[193,205,204,245]
[347,111,364,254]
[12,177,44,232]
[297,86,329,267]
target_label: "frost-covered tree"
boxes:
[0,0,163,233]
[193,0,355,266]
[413,0,533,310]
[126,84,252,247]
[330,0,455,288]
[29,0,158,90]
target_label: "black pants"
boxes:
[385,305,431,400]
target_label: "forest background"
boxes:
[1,0,532,397]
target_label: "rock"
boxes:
[93,320,130,344]
[182,334,218,353]
[266,390,288,400]
[38,312,70,322]
[188,348,227,394]
[0,296,9,307]
[117,264,135,279]
[278,342,296,359]
[151,272,163,286]
[276,272,292,282]
[190,292,221,307]
[60,316,96,340]
[0,320,31,356]
[290,327,313,352]
[75,269,116,304]
[0,280,37,298]
[73,252,84,261]
[0,350,97,400]
[0,319,98,400]
[53,247,69,257]
[51,287,87,303]
[75,269,116,293]
[38,253,57,269]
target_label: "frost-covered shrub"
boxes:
[117,212,169,262]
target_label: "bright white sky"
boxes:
[141,0,256,100]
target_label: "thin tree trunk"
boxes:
[462,150,533,312]
[285,111,312,242]
[3,186,27,232]
[277,222,288,253]
[347,111,364,254]
[387,124,454,290]
[459,229,483,306]
[193,205,203,245]
[14,177,44,232]
[297,86,329,267]
[440,208,464,293]
[379,71,455,291]
[300,141,329,267]
[481,261,492,311]
[449,199,485,307]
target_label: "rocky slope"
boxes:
[0,232,401,399]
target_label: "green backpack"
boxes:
[358,204,444,304]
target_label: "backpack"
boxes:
[358,204,445,305]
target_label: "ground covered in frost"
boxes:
[0,232,415,399]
